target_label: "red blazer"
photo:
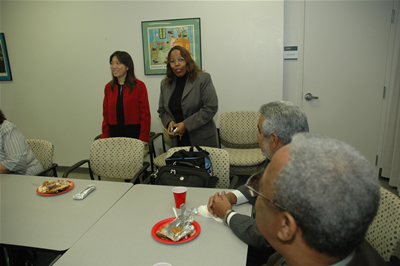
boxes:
[101,79,151,141]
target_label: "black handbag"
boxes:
[153,161,219,188]
[165,146,213,175]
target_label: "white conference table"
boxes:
[54,184,252,266]
[0,174,132,251]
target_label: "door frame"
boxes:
[293,0,400,173]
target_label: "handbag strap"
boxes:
[169,147,208,159]
[173,161,200,169]
[189,146,203,152]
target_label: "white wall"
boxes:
[0,1,284,166]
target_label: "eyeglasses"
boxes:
[169,58,185,64]
[245,185,286,211]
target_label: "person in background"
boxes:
[254,133,388,266]
[0,109,44,175]
[158,46,218,147]
[101,51,151,144]
[208,101,309,266]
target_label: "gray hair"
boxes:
[274,133,380,257]
[259,101,309,145]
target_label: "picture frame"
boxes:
[141,18,201,75]
[0,33,12,81]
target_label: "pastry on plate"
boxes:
[38,180,72,194]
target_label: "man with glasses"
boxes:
[208,101,309,265]
[254,132,387,265]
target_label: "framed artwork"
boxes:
[141,18,201,75]
[0,33,12,81]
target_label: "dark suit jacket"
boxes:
[265,241,393,266]
[229,185,271,249]
[229,162,271,249]
[158,72,218,148]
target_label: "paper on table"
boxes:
[197,205,223,223]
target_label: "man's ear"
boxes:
[270,134,280,150]
[276,212,297,242]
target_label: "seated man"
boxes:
[0,109,44,175]
[253,133,388,266]
[208,101,309,265]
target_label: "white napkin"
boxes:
[197,205,223,223]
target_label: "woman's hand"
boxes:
[174,122,186,135]
[168,121,186,137]
[167,121,177,136]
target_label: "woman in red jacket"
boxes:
[101,51,151,143]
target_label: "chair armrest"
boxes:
[148,132,163,172]
[148,132,163,155]
[217,128,221,148]
[229,175,239,189]
[141,176,152,184]
[37,163,59,177]
[130,162,150,184]
[390,256,400,264]
[51,163,58,177]
[62,160,90,179]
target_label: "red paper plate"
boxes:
[151,217,201,244]
[36,181,74,196]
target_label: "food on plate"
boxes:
[172,227,183,234]
[155,206,198,242]
[38,180,72,194]
[156,224,169,240]
[156,222,196,242]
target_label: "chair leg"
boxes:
[3,247,10,266]
[88,162,96,180]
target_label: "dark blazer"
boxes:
[265,241,393,266]
[229,185,271,249]
[229,163,270,249]
[158,72,218,147]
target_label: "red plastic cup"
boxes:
[172,187,187,209]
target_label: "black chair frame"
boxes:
[62,159,149,184]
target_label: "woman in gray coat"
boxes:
[158,46,218,148]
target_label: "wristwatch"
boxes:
[223,209,236,225]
